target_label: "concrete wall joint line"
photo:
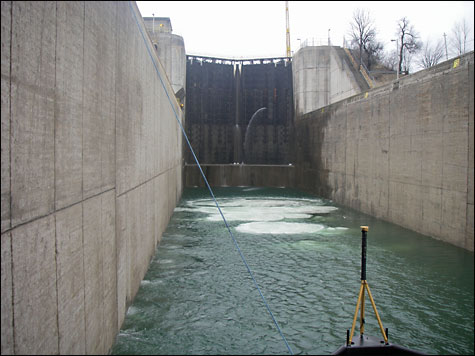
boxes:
[465,62,471,249]
[81,197,87,353]
[53,213,60,353]
[1,188,116,235]
[53,2,57,214]
[8,0,13,233]
[113,1,119,349]
[81,1,85,204]
[116,164,181,199]
[10,230,16,355]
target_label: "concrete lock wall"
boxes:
[292,46,369,117]
[294,52,474,252]
[142,17,186,96]
[1,1,184,354]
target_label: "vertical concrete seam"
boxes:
[465,61,470,249]
[113,0,119,339]
[81,200,86,353]
[53,2,60,353]
[81,2,87,353]
[53,214,60,353]
[387,94,391,218]
[8,0,13,232]
[440,72,445,235]
[8,2,15,353]
[344,101,347,206]
[81,1,85,204]
[101,193,106,354]
[53,1,57,214]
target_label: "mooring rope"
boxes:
[128,2,293,354]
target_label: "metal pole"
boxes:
[360,226,368,281]
[152,13,155,33]
[443,33,448,60]
[396,40,399,80]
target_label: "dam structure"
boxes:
[1,1,473,355]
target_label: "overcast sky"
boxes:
[136,1,474,62]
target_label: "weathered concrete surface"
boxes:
[1,1,184,354]
[55,1,84,210]
[1,232,12,355]
[10,1,56,227]
[185,164,296,188]
[295,52,474,251]
[293,46,369,116]
[12,215,59,355]
[55,203,85,355]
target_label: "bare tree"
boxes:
[450,19,472,56]
[382,49,398,71]
[402,50,415,74]
[348,8,377,68]
[396,17,422,74]
[418,39,445,69]
[365,40,385,70]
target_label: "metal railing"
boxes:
[298,37,331,49]
[343,48,374,88]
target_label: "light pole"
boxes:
[443,33,448,60]
[391,39,399,80]
[297,38,301,49]
[328,28,331,46]
[152,13,155,33]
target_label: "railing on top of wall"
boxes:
[299,41,374,89]
[343,47,374,88]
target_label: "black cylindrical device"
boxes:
[360,226,368,281]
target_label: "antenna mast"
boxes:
[286,1,291,57]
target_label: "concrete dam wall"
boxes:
[294,52,474,252]
[1,1,184,354]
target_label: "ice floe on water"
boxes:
[236,221,325,234]
[177,196,346,234]
[179,197,338,221]
[126,306,139,315]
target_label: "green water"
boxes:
[111,187,474,355]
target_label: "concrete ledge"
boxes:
[185,164,295,187]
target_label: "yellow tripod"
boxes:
[347,226,388,346]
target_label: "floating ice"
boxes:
[184,198,337,222]
[236,222,325,234]
[206,209,312,222]
[126,306,139,315]
[326,227,349,231]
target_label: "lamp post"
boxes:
[297,38,301,49]
[328,28,331,46]
[391,39,399,80]
[152,13,155,33]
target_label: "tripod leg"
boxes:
[360,282,365,335]
[365,282,388,343]
[349,282,365,345]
